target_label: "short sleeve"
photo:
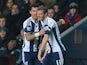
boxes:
[23,20,31,33]
[48,19,55,29]
[44,19,56,35]
[24,26,31,33]
[44,25,51,35]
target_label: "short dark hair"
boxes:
[29,4,39,10]
[12,4,19,9]
[38,6,47,14]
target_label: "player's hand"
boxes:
[41,56,45,62]
[38,50,43,63]
[39,28,45,36]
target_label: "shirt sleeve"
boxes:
[23,21,31,34]
[44,19,55,35]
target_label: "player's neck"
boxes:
[31,17,37,23]
[43,16,47,22]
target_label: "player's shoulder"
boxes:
[23,17,32,29]
[23,17,31,25]
[47,17,56,24]
[24,17,31,23]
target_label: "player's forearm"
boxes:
[25,33,35,41]
[42,44,48,58]
[25,32,40,41]
[39,34,49,52]
[38,34,49,62]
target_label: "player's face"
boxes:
[0,18,6,27]
[37,10,44,21]
[30,7,38,20]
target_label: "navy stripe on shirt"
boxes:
[30,21,35,52]
[53,27,64,53]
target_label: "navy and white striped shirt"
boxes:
[42,17,66,53]
[23,17,42,52]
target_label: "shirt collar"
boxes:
[30,17,38,24]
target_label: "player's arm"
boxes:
[25,28,44,41]
[38,20,56,62]
[38,25,52,62]
[38,25,51,52]
[38,34,49,63]
[25,32,35,41]
[40,34,49,52]
[41,43,49,60]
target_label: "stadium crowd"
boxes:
[0,0,85,65]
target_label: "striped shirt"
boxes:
[23,17,42,52]
[42,17,66,53]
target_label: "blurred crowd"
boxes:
[0,0,85,65]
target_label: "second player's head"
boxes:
[37,6,47,21]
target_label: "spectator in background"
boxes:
[28,0,43,5]
[47,5,65,33]
[0,0,7,11]
[47,6,63,22]
[3,0,14,16]
[52,4,65,33]
[0,15,6,27]
[53,3,63,22]
[64,2,81,29]
[53,3,60,15]
[7,37,22,65]
[11,4,20,15]
[13,0,25,8]
[23,0,29,4]
[56,0,66,9]
[0,27,9,65]
[6,4,24,37]
[0,27,8,51]
[16,27,24,49]
[41,0,56,7]
[47,7,55,19]
[0,9,2,16]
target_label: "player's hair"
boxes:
[38,6,47,14]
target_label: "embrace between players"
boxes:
[23,4,66,65]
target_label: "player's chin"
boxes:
[38,18,42,21]
[34,17,37,20]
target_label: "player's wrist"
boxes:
[34,32,40,37]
